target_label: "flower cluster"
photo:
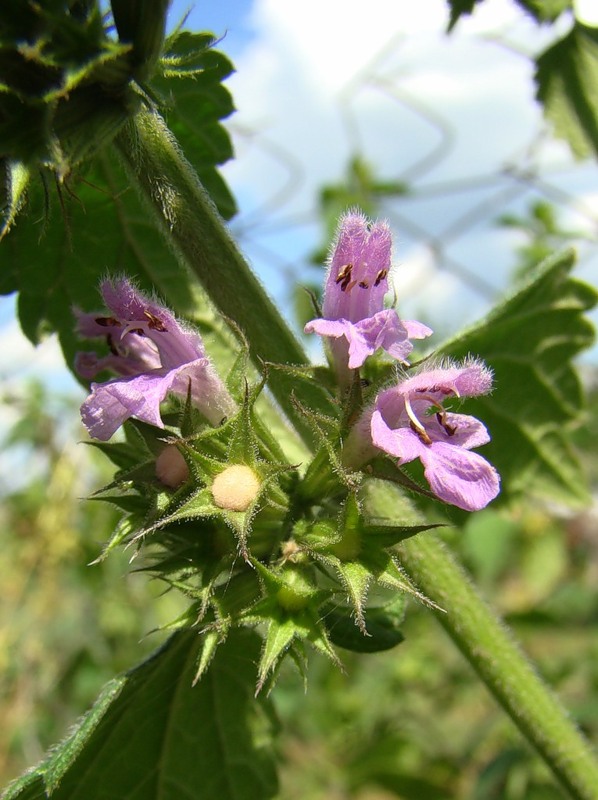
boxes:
[305,211,500,512]
[76,214,499,513]
[74,212,500,686]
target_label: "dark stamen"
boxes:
[335,263,353,285]
[374,269,388,287]
[107,334,119,355]
[410,420,432,445]
[359,281,369,289]
[436,411,457,436]
[144,310,167,332]
[95,316,121,328]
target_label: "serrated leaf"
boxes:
[436,249,596,506]
[535,22,598,159]
[152,31,237,219]
[1,29,238,372]
[1,157,198,356]
[2,630,278,800]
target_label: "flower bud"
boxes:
[155,445,189,489]
[211,465,261,512]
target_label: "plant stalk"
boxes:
[113,107,334,441]
[399,533,598,800]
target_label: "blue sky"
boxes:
[168,0,255,54]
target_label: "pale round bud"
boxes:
[211,465,261,512]
[155,445,189,488]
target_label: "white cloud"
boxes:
[223,0,596,360]
[224,0,565,216]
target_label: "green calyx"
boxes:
[87,366,443,691]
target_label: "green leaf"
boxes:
[111,0,169,80]
[436,249,597,505]
[444,0,484,32]
[535,22,598,159]
[1,30,238,370]
[514,0,572,23]
[152,31,237,220]
[0,156,198,362]
[2,630,278,800]
[0,160,30,242]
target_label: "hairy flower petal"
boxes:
[419,444,500,512]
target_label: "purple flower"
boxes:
[304,212,432,381]
[75,278,236,440]
[347,361,500,511]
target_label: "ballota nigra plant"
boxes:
[2,3,598,798]
[75,212,500,692]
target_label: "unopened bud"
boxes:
[155,445,189,488]
[211,465,260,512]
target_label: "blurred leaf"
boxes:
[536,22,598,159]
[437,249,597,506]
[520,524,567,601]
[323,596,406,653]
[472,747,526,800]
[498,199,591,281]
[445,0,484,32]
[514,0,572,23]
[461,510,519,585]
[311,155,408,264]
[446,0,571,31]
[3,629,278,800]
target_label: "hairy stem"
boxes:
[399,533,598,800]
[113,107,333,440]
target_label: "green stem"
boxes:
[114,104,598,798]
[112,106,334,441]
[398,533,598,800]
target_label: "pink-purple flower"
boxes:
[75,278,236,441]
[346,361,500,511]
[304,212,432,383]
